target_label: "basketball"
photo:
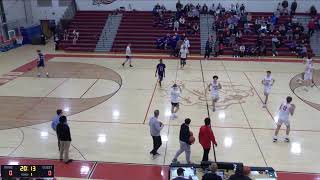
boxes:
[189,136,195,144]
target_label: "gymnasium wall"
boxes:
[75,0,320,13]
[2,0,68,25]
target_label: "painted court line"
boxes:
[142,81,158,124]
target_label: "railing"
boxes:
[100,14,114,48]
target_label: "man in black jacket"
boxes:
[290,0,297,15]
[202,163,222,180]
[172,118,192,164]
[56,116,73,164]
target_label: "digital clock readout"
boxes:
[1,165,54,178]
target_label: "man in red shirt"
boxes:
[198,117,217,162]
[308,19,316,37]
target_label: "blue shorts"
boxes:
[37,61,45,67]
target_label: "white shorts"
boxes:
[277,118,290,126]
[304,72,312,80]
[264,86,271,95]
[211,93,219,101]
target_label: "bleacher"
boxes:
[59,11,109,52]
[111,11,201,54]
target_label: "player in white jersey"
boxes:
[261,71,275,108]
[170,84,182,119]
[298,55,314,88]
[179,45,189,69]
[208,75,222,112]
[122,43,133,67]
[273,96,296,142]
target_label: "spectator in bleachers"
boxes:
[239,44,246,57]
[272,35,280,56]
[176,0,183,12]
[308,18,316,37]
[277,3,282,12]
[186,23,193,35]
[63,29,68,40]
[179,16,186,27]
[230,3,236,13]
[236,30,243,43]
[160,4,166,13]
[298,44,308,57]
[244,22,251,34]
[202,163,222,180]
[204,38,212,60]
[183,37,190,49]
[290,0,297,15]
[229,166,252,180]
[287,40,297,53]
[310,5,317,17]
[202,4,208,14]
[232,43,239,58]
[174,19,179,31]
[240,4,246,14]
[281,0,289,15]
[170,36,178,56]
[192,23,200,35]
[271,13,278,25]
[209,4,216,15]
[279,24,286,36]
[196,3,201,11]
[259,43,267,56]
[192,6,200,20]
[213,41,220,57]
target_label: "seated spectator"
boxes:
[259,23,268,33]
[271,13,278,25]
[239,44,246,57]
[244,23,251,34]
[279,24,286,36]
[179,16,186,27]
[202,4,208,14]
[230,3,236,13]
[192,7,200,19]
[63,29,68,40]
[186,23,193,35]
[196,3,201,11]
[259,43,267,56]
[202,163,222,180]
[219,43,224,55]
[287,40,297,53]
[229,166,252,180]
[236,30,242,43]
[192,23,199,34]
[174,19,179,31]
[298,44,307,57]
[232,43,239,58]
[286,28,293,40]
[173,168,193,180]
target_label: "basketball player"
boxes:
[36,50,49,77]
[273,96,296,143]
[208,75,222,112]
[261,71,275,107]
[155,59,166,87]
[170,84,182,119]
[122,43,133,67]
[303,55,314,90]
[180,45,188,69]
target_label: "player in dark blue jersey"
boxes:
[37,50,49,77]
[155,59,166,87]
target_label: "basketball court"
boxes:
[0,43,320,179]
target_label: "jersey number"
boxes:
[282,106,287,111]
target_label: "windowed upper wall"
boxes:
[76,0,320,13]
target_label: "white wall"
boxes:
[30,0,68,23]
[75,0,320,13]
[2,0,68,25]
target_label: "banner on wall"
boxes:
[93,0,117,5]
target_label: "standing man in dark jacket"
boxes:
[290,0,297,15]
[56,116,72,164]
[204,38,212,60]
[202,163,222,180]
[172,118,192,164]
